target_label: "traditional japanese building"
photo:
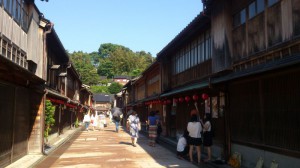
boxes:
[122,0,300,167]
[0,0,47,166]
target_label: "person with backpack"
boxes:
[112,107,123,133]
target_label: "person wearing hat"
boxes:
[126,110,140,147]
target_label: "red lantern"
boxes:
[202,93,209,100]
[167,99,172,104]
[185,96,190,102]
[178,97,184,103]
[192,94,199,101]
[173,98,178,103]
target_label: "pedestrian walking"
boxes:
[83,113,91,131]
[203,113,212,162]
[91,114,98,131]
[187,113,202,165]
[112,107,123,133]
[126,110,140,147]
[99,112,106,130]
[148,111,158,147]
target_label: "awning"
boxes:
[160,80,209,97]
[46,89,68,100]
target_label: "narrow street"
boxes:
[33,124,198,168]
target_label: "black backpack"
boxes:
[113,115,120,122]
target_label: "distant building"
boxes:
[113,76,130,85]
[94,94,113,114]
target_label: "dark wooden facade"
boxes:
[0,1,46,167]
[123,0,300,167]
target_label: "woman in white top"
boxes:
[83,113,91,131]
[126,110,140,147]
[187,113,202,164]
[177,129,189,159]
[91,114,98,131]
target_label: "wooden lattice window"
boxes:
[12,47,17,63]
[7,44,12,60]
[2,40,7,57]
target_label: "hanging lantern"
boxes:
[192,94,199,101]
[185,96,191,102]
[202,93,209,100]
[173,98,178,103]
[178,97,184,103]
[167,99,172,104]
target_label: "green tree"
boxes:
[45,100,55,142]
[108,82,123,94]
[97,60,114,78]
[98,43,131,59]
[89,51,100,67]
[69,51,99,85]
[91,85,109,94]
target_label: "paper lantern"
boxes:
[167,99,172,104]
[178,97,184,103]
[173,98,178,103]
[185,96,191,102]
[192,94,199,101]
[202,93,209,100]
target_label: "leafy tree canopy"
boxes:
[108,82,123,94]
[69,51,99,85]
[68,43,154,94]
[91,85,109,94]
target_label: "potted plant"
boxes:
[44,100,55,143]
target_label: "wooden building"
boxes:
[123,0,300,167]
[0,1,94,167]
[94,93,112,114]
[0,0,46,166]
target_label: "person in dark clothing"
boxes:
[112,107,123,133]
[155,110,162,143]
[203,113,212,162]
[148,111,158,147]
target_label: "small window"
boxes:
[268,0,279,7]
[2,40,7,57]
[249,2,256,19]
[240,9,246,24]
[3,0,11,13]
[233,9,246,27]
[257,0,265,14]
[7,44,12,59]
[12,47,17,62]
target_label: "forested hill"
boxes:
[68,43,155,94]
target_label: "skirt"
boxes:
[188,136,202,146]
[148,125,157,143]
[203,131,213,146]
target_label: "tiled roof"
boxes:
[94,94,112,102]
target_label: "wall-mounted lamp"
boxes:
[50,65,60,70]
[58,72,67,77]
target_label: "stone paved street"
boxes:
[34,124,198,168]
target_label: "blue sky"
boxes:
[35,0,203,56]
